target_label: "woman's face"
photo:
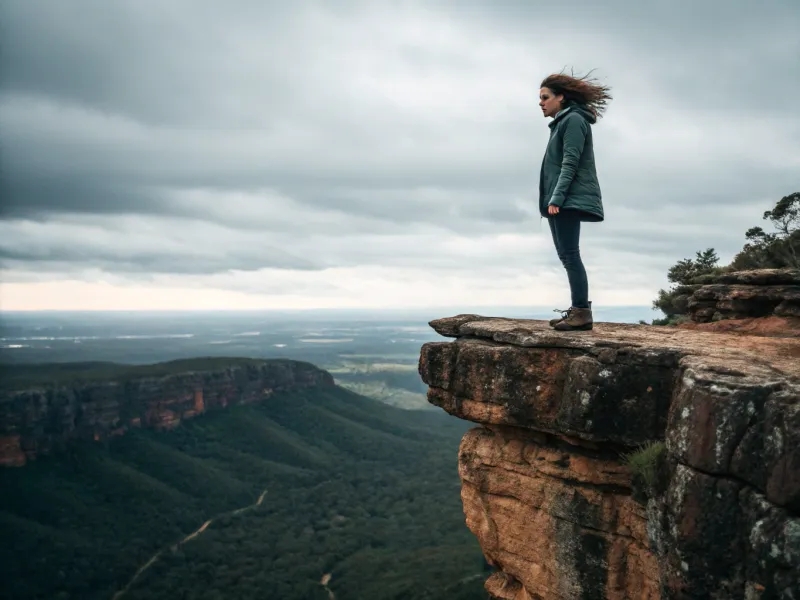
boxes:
[539,87,564,118]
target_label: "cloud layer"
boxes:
[1,0,799,310]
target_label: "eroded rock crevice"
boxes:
[419,316,799,599]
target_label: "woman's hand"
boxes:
[548,205,560,215]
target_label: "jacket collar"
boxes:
[549,105,575,129]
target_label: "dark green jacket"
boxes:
[539,102,604,222]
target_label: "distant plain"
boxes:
[1,307,653,408]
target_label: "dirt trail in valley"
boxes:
[320,573,335,599]
[112,489,268,600]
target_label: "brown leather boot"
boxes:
[549,302,591,327]
[553,305,593,331]
[549,307,571,327]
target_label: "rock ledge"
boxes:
[419,316,799,599]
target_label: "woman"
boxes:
[538,71,612,331]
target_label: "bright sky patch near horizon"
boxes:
[1,1,799,311]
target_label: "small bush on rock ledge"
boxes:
[622,441,667,502]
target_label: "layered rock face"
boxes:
[683,268,800,323]
[0,360,334,467]
[419,316,800,599]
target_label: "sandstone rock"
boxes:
[677,316,800,338]
[420,315,800,599]
[421,337,674,446]
[661,465,800,598]
[681,269,800,324]
[731,386,800,511]
[696,268,800,286]
[460,426,661,600]
[0,360,334,466]
[484,572,530,600]
[739,487,800,598]
[687,284,800,322]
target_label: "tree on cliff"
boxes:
[730,191,800,269]
[651,248,720,324]
[650,191,799,325]
[666,248,721,285]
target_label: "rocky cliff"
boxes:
[672,268,800,334]
[419,316,799,599]
[0,358,334,467]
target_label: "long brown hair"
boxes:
[540,69,612,118]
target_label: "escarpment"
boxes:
[670,268,800,336]
[0,359,334,467]
[686,268,800,323]
[419,316,799,599]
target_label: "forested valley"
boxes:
[1,386,489,600]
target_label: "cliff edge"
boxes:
[0,358,334,467]
[419,316,799,599]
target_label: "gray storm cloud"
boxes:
[1,0,798,294]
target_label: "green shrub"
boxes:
[641,315,690,327]
[622,441,666,495]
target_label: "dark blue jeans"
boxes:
[548,210,590,309]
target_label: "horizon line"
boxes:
[0,305,656,314]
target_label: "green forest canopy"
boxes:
[0,385,489,600]
[0,357,319,391]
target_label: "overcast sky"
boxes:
[1,0,798,311]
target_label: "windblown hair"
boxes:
[541,69,612,118]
